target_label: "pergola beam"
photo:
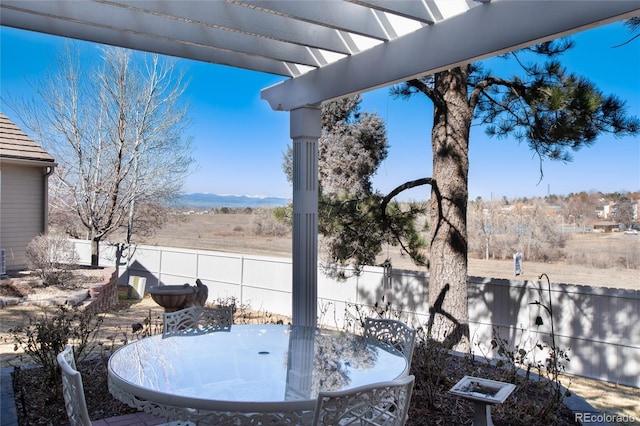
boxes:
[242,0,391,42]
[0,1,300,76]
[262,0,640,111]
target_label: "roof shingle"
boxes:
[0,112,55,163]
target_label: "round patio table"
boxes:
[108,323,408,425]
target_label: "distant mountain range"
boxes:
[172,193,290,209]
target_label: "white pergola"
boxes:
[2,0,638,327]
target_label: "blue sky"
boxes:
[1,21,638,201]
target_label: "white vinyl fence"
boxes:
[73,240,639,388]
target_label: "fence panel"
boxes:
[69,240,639,387]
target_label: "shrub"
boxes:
[480,327,571,423]
[25,234,79,286]
[9,305,104,395]
[411,329,462,409]
[477,273,572,424]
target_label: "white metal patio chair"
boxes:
[363,318,417,364]
[57,345,92,426]
[162,305,233,338]
[311,375,415,426]
[57,345,194,426]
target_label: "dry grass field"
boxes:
[133,211,640,290]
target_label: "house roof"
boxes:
[593,221,619,227]
[0,112,55,164]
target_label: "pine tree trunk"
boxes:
[427,68,472,352]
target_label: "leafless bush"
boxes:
[562,239,640,270]
[9,305,104,396]
[25,234,79,286]
[618,239,640,269]
[564,250,594,268]
[251,207,290,237]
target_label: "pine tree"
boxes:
[390,37,638,351]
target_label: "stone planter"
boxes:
[89,284,103,299]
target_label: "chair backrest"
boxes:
[364,318,416,362]
[57,345,92,426]
[163,306,233,338]
[199,306,233,334]
[312,375,415,426]
[163,306,202,337]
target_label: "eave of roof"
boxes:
[0,112,56,165]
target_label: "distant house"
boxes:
[0,112,56,273]
[592,221,619,233]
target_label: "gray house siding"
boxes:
[0,164,46,270]
[0,112,56,272]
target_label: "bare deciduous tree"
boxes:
[468,198,567,263]
[564,191,600,232]
[9,43,193,265]
[468,197,503,260]
[612,195,636,228]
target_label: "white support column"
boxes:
[290,106,321,327]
